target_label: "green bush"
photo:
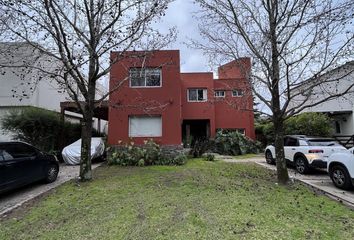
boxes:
[284,112,332,137]
[204,154,215,161]
[213,130,261,156]
[256,112,333,147]
[108,140,187,166]
[190,138,211,158]
[1,107,103,153]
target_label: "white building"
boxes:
[0,42,108,141]
[290,61,354,146]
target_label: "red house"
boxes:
[108,50,255,147]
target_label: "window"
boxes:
[129,68,161,87]
[335,121,341,134]
[232,89,244,97]
[188,89,207,102]
[214,90,225,98]
[4,143,37,159]
[129,116,162,137]
[284,137,298,147]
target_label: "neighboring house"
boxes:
[290,61,354,146]
[108,50,255,147]
[0,42,107,141]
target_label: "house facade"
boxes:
[289,61,354,147]
[0,42,108,141]
[108,50,255,146]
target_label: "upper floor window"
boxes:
[214,90,225,98]
[232,89,244,97]
[129,68,161,87]
[188,89,207,102]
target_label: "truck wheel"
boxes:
[329,165,352,190]
[265,150,275,165]
[295,156,309,174]
[45,164,59,183]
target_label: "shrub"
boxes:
[213,130,261,156]
[108,139,187,166]
[256,112,333,147]
[284,112,332,137]
[204,154,215,161]
[1,107,103,154]
[190,138,211,157]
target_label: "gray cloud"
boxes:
[156,0,210,73]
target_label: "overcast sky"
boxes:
[154,0,211,73]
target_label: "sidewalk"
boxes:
[0,163,102,216]
[219,155,354,208]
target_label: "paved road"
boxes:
[0,163,102,216]
[221,156,354,208]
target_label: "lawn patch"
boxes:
[1,160,353,239]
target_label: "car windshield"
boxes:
[307,139,341,146]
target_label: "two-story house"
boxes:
[108,50,255,147]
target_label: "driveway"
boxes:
[221,156,354,208]
[0,163,102,216]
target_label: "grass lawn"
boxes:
[1,160,354,240]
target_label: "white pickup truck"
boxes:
[327,146,354,190]
[265,135,348,174]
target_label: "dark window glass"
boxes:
[189,89,197,101]
[5,143,37,159]
[284,137,298,146]
[232,89,244,97]
[197,89,204,101]
[335,121,341,134]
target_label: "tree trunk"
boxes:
[273,117,289,184]
[79,105,93,181]
[268,0,289,184]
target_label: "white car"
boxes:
[327,147,354,190]
[265,135,348,174]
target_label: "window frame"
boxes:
[129,67,162,88]
[232,89,244,97]
[187,88,208,102]
[214,90,225,98]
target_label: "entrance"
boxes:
[182,120,210,147]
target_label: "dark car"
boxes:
[0,142,59,194]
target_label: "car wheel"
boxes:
[295,156,309,174]
[329,165,352,190]
[45,165,59,183]
[265,150,275,165]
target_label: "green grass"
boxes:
[1,159,354,239]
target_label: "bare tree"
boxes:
[0,0,175,181]
[192,0,354,184]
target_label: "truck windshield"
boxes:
[308,140,341,146]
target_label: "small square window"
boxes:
[214,90,225,98]
[232,89,244,97]
[188,89,207,102]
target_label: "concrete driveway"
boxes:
[0,163,102,216]
[221,156,354,208]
